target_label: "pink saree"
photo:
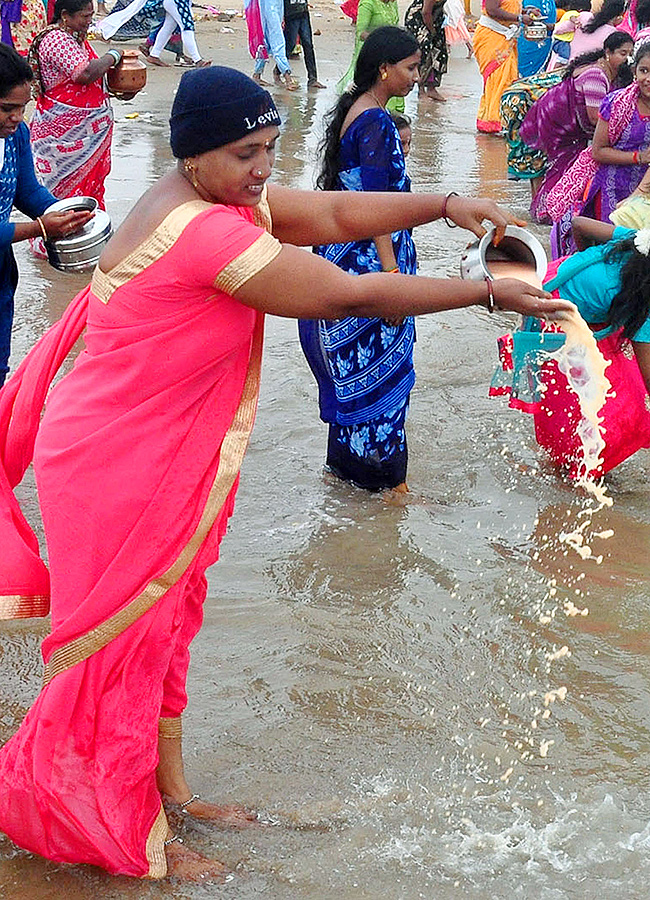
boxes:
[0,196,281,876]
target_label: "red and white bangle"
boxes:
[485,276,496,313]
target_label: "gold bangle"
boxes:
[36,216,48,241]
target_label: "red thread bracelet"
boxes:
[441,191,459,228]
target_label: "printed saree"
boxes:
[490,255,650,477]
[0,196,281,876]
[544,82,641,222]
[29,29,114,210]
[473,0,521,133]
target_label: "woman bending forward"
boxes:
[0,65,571,882]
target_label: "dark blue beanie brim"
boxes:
[170,66,281,158]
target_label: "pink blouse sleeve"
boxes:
[574,67,610,110]
[182,204,282,295]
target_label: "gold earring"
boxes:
[381,71,388,80]
[184,159,199,189]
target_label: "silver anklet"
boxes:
[180,793,200,811]
[164,834,184,846]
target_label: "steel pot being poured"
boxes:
[44,196,113,273]
[460,224,548,287]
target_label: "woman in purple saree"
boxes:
[519,31,633,222]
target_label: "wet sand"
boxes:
[1,14,650,899]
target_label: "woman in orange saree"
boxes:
[474,0,532,132]
[0,66,572,882]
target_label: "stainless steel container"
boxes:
[459,224,547,283]
[523,20,548,40]
[44,196,113,273]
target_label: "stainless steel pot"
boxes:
[459,224,547,282]
[44,196,113,273]
[523,21,548,40]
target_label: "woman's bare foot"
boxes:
[164,794,259,827]
[252,71,271,85]
[165,840,229,882]
[382,481,411,505]
[157,733,258,828]
[148,55,171,67]
[424,86,446,102]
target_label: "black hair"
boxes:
[52,0,93,21]
[563,30,634,82]
[582,0,624,32]
[0,43,33,98]
[572,0,592,11]
[316,26,418,191]
[603,237,650,340]
[635,0,650,28]
[390,112,412,131]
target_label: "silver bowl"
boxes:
[460,224,547,283]
[44,196,113,273]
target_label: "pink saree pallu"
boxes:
[0,198,281,876]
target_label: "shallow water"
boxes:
[1,42,650,900]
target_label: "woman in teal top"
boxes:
[491,216,650,476]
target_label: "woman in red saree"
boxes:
[0,66,572,881]
[28,0,122,211]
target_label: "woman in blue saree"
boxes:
[0,43,90,384]
[299,26,420,492]
[517,0,555,77]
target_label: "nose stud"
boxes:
[256,170,263,177]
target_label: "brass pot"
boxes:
[107,48,147,96]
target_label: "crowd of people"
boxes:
[0,0,648,886]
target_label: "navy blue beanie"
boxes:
[169,66,281,159]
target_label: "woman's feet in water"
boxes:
[424,85,446,102]
[163,793,259,827]
[157,733,258,827]
[165,839,229,882]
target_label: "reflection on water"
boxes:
[1,48,650,900]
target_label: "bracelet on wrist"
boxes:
[36,216,48,242]
[633,150,640,164]
[441,191,459,228]
[107,49,122,67]
[485,276,496,313]
[384,266,399,273]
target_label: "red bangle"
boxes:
[441,191,459,228]
[385,266,399,273]
[633,151,640,164]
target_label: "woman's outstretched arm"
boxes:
[233,243,574,321]
[266,184,524,247]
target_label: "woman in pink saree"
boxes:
[0,66,573,882]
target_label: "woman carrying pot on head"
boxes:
[0,43,90,384]
[0,65,571,882]
[28,0,124,211]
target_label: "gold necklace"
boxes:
[367,90,385,109]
